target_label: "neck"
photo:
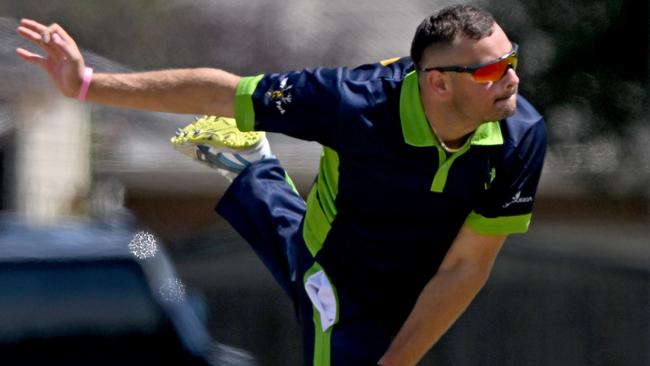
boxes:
[424,105,477,152]
[419,84,479,152]
[429,122,466,153]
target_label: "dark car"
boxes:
[0,212,255,366]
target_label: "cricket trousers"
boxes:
[216,158,393,366]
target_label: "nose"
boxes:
[501,66,519,89]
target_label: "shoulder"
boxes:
[350,57,415,81]
[256,58,415,96]
[302,57,415,84]
[303,57,415,108]
[351,57,413,83]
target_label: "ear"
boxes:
[425,70,451,98]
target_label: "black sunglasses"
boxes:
[420,43,519,82]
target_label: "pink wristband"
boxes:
[77,67,94,101]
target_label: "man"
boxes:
[16,4,546,365]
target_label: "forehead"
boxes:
[450,24,513,65]
[422,24,513,67]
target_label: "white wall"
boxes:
[14,93,91,223]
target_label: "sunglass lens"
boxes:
[473,59,508,82]
[509,54,518,71]
[472,55,518,82]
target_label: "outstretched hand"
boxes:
[16,19,86,98]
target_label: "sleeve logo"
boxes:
[502,191,533,208]
[266,77,293,115]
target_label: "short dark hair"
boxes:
[410,5,496,69]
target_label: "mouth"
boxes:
[494,91,516,104]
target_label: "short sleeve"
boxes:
[235,68,350,147]
[234,62,401,148]
[465,119,547,235]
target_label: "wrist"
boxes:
[77,66,93,101]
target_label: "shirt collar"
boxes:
[399,70,504,148]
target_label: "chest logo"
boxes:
[484,167,496,190]
[267,77,293,115]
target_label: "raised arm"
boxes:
[16,19,240,116]
[378,224,506,366]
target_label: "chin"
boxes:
[492,95,518,120]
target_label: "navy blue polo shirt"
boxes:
[234,58,546,330]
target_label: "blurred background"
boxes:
[0,0,648,365]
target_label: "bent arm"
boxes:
[16,19,239,116]
[378,225,506,366]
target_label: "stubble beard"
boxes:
[489,90,518,121]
